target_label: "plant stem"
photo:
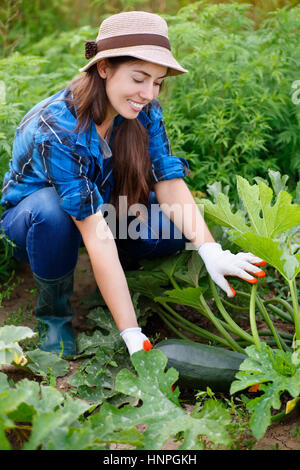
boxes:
[288,279,300,345]
[157,302,231,347]
[263,298,294,322]
[222,299,248,311]
[271,398,300,423]
[209,277,254,345]
[235,291,251,299]
[256,330,293,340]
[198,294,245,353]
[169,275,180,290]
[265,304,294,324]
[236,338,284,347]
[255,294,287,351]
[249,284,261,351]
[156,309,190,340]
[162,308,232,346]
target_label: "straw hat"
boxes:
[79,11,188,76]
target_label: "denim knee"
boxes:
[0,187,83,279]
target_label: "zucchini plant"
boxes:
[126,171,299,354]
[199,171,300,350]
[126,170,300,440]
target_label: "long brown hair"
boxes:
[68,57,154,216]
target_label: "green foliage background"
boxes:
[0,0,300,276]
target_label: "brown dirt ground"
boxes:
[0,251,299,451]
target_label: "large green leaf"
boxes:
[26,349,69,378]
[109,349,232,449]
[155,286,207,310]
[23,393,90,450]
[202,176,300,238]
[0,350,232,450]
[199,193,248,233]
[0,326,36,344]
[0,373,96,450]
[0,376,40,449]
[229,231,300,281]
[230,343,300,439]
[201,175,300,280]
[236,176,300,237]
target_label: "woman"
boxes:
[0,12,266,358]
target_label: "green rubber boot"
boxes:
[33,270,76,358]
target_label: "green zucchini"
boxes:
[154,339,247,392]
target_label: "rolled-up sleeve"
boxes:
[38,138,104,221]
[147,101,189,183]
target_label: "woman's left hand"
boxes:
[198,242,266,297]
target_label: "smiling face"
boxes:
[96,59,167,123]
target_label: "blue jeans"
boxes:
[0,187,186,280]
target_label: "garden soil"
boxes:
[0,251,299,451]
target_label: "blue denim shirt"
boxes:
[0,87,189,221]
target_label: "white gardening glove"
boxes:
[120,327,153,356]
[198,242,266,297]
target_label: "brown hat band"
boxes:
[85,33,171,59]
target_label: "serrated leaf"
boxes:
[0,379,39,442]
[85,307,117,332]
[201,193,248,232]
[0,372,10,391]
[237,176,300,237]
[155,286,206,310]
[202,176,300,240]
[23,393,90,450]
[229,231,300,281]
[88,402,145,447]
[75,308,123,356]
[68,347,133,406]
[108,349,232,449]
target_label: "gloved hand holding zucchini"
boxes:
[198,242,266,297]
[120,327,153,355]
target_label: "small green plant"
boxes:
[195,386,216,402]
[290,426,300,440]
[230,342,300,439]
[0,228,18,282]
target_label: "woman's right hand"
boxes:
[198,242,266,297]
[120,327,153,355]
